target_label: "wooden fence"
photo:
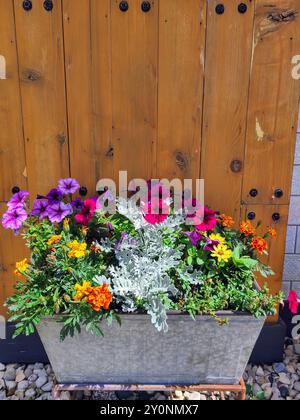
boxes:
[1,0,300,317]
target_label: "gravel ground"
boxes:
[1,338,299,400]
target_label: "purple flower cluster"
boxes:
[2,191,29,232]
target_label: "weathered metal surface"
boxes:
[37,314,265,386]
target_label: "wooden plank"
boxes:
[0,0,27,201]
[241,204,289,320]
[63,0,113,194]
[0,203,28,316]
[242,0,300,205]
[201,0,255,221]
[111,0,158,182]
[14,0,69,198]
[157,0,206,180]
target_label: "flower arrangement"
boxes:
[2,179,283,340]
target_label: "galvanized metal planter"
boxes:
[37,313,265,385]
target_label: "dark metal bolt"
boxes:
[22,0,32,11]
[12,186,21,194]
[119,1,129,12]
[43,0,53,11]
[79,187,88,197]
[230,160,243,173]
[248,212,256,221]
[238,3,247,14]
[250,189,258,198]
[272,213,281,222]
[215,4,225,14]
[141,1,151,12]
[274,189,284,199]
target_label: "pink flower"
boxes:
[288,290,299,315]
[75,199,96,226]
[196,207,217,232]
[143,198,169,225]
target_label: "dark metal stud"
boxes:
[43,0,53,12]
[141,1,151,12]
[12,186,20,194]
[22,0,32,11]
[247,212,256,221]
[272,213,281,222]
[79,187,88,197]
[274,189,284,199]
[250,189,258,198]
[238,3,247,14]
[215,4,225,14]
[119,1,129,12]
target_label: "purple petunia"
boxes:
[203,237,220,252]
[32,199,49,220]
[184,230,203,247]
[47,202,73,223]
[71,197,84,210]
[46,189,63,203]
[7,191,29,210]
[2,207,28,230]
[58,178,80,195]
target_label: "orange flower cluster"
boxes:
[218,214,235,228]
[240,221,256,237]
[74,281,112,312]
[251,237,268,255]
[267,227,277,238]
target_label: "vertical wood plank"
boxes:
[111,0,158,181]
[242,0,300,205]
[63,0,113,193]
[14,0,69,198]
[157,0,206,180]
[201,0,255,220]
[0,0,27,200]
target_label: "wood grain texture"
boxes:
[14,0,69,198]
[242,0,300,205]
[111,0,158,181]
[201,0,255,220]
[157,0,206,180]
[0,0,27,201]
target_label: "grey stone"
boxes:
[3,368,16,382]
[59,391,71,401]
[0,363,5,372]
[28,374,38,383]
[34,363,45,370]
[294,382,300,392]
[286,226,297,254]
[35,376,47,389]
[24,368,33,379]
[5,381,17,396]
[186,392,201,400]
[16,371,26,383]
[33,368,46,377]
[0,391,6,400]
[256,366,264,377]
[41,382,53,392]
[25,388,36,399]
[294,344,300,355]
[17,380,29,391]
[273,363,286,374]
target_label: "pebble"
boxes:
[16,371,26,383]
[35,376,47,389]
[3,368,16,382]
[278,373,291,385]
[0,363,5,372]
[294,382,300,392]
[256,367,265,377]
[273,363,286,374]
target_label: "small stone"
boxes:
[28,374,38,383]
[295,394,300,400]
[24,368,33,379]
[256,376,267,386]
[293,382,300,392]
[253,384,262,396]
[278,373,291,385]
[17,380,29,391]
[187,392,201,400]
[5,381,17,396]
[36,376,47,389]
[14,390,24,400]
[286,365,296,374]
[279,386,289,399]
[0,363,5,372]
[294,344,300,355]
[3,368,16,382]
[174,391,183,398]
[271,388,282,401]
[273,363,286,374]
[262,386,272,400]
[60,391,71,401]
[41,382,53,392]
[256,366,264,377]
[34,363,44,370]
[25,388,36,399]
[33,368,46,377]
[16,371,26,383]
[0,391,6,400]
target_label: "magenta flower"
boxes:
[58,178,80,195]
[7,191,29,210]
[184,230,203,247]
[196,207,217,232]
[2,207,28,230]
[203,237,220,251]
[32,199,49,220]
[142,199,169,225]
[288,290,299,315]
[46,189,63,203]
[47,202,73,223]
[75,199,96,226]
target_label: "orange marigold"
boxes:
[218,214,235,228]
[251,237,268,254]
[267,227,277,238]
[85,284,112,312]
[240,221,256,237]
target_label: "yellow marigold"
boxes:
[47,235,62,246]
[209,233,226,244]
[74,281,92,301]
[251,237,268,254]
[14,258,29,277]
[63,218,70,231]
[218,214,235,228]
[67,241,87,258]
[211,244,232,263]
[240,221,256,237]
